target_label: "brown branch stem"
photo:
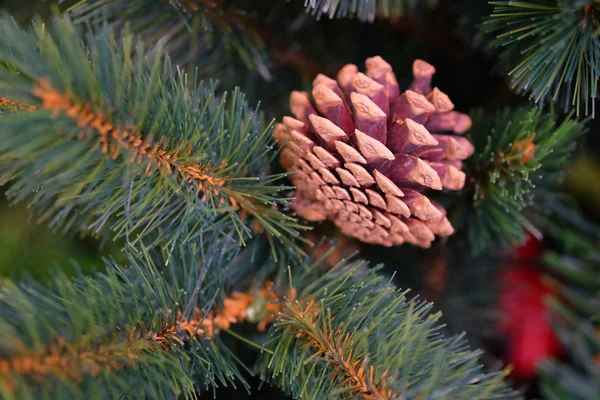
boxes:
[0,289,257,392]
[32,79,228,202]
[278,298,397,400]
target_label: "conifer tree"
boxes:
[0,1,598,399]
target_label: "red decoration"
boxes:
[498,236,563,379]
[514,233,544,261]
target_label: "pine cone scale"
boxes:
[277,58,473,247]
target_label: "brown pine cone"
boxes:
[275,57,474,248]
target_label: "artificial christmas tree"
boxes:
[0,1,599,399]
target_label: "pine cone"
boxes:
[275,57,474,248]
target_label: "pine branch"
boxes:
[456,107,583,254]
[539,242,600,399]
[0,97,35,114]
[302,0,429,22]
[0,229,518,398]
[260,256,517,399]
[483,0,600,116]
[0,238,268,398]
[277,301,399,399]
[64,0,271,80]
[0,14,300,249]
[1,290,255,393]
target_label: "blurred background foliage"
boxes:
[0,197,124,281]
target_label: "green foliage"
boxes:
[260,256,517,399]
[0,197,121,282]
[302,0,422,22]
[3,1,596,398]
[65,0,270,79]
[0,235,518,399]
[0,14,298,249]
[457,107,582,254]
[0,238,260,399]
[539,243,600,399]
[440,203,599,352]
[483,1,600,116]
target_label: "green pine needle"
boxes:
[0,238,260,399]
[458,107,583,254]
[303,0,422,22]
[64,0,270,79]
[260,256,517,399]
[483,0,600,116]
[539,245,600,400]
[0,14,299,249]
